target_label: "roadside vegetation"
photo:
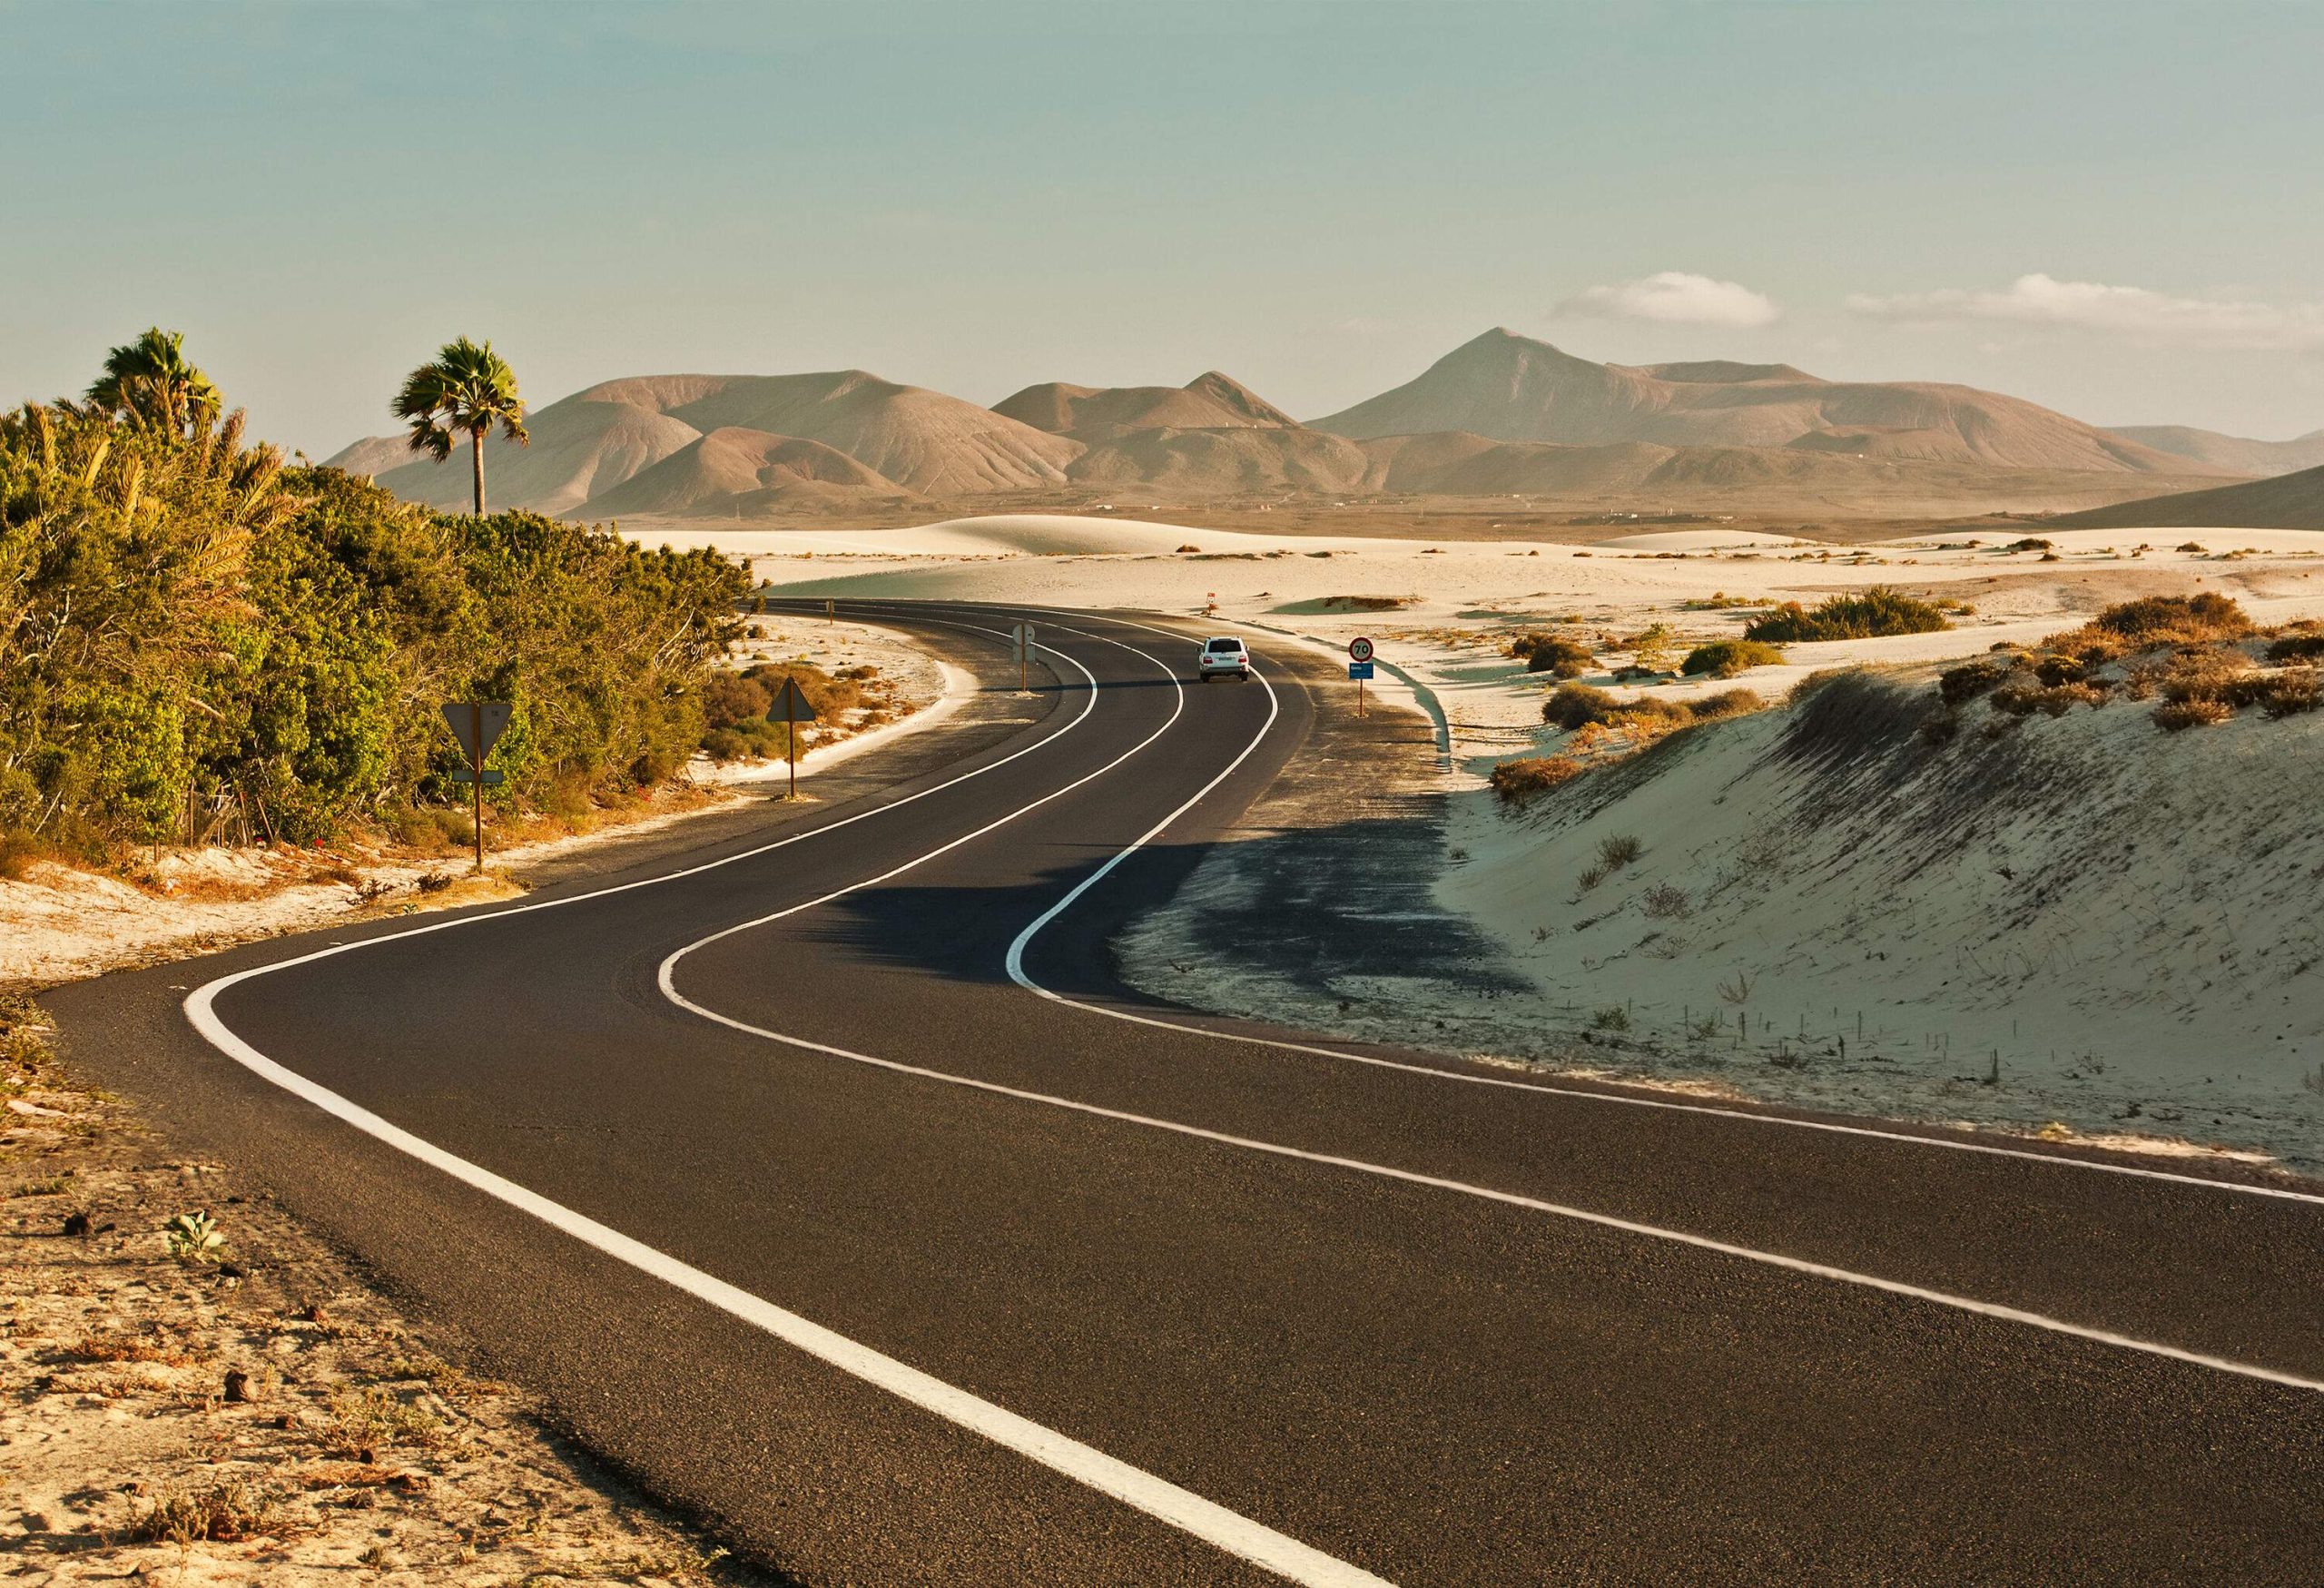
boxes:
[0,331,747,867]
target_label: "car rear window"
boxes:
[1206,639,1242,653]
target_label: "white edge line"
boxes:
[979,605,2324,1211]
[659,980,2324,1396]
[185,607,1393,1588]
[182,978,1393,1588]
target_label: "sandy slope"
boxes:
[2058,460,2324,531]
[1434,672,2324,1172]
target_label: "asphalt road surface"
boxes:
[50,601,2324,1586]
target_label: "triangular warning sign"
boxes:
[771,678,820,723]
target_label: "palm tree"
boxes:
[392,337,527,516]
[85,327,221,437]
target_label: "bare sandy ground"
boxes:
[729,512,2324,1174]
[0,618,952,993]
[2,1004,770,1585]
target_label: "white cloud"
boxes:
[1554,271,1779,329]
[1846,273,2324,350]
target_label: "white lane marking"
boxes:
[662,625,2324,1396]
[990,605,2324,1210]
[658,626,1187,973]
[181,982,1393,1588]
[657,983,2324,1396]
[182,614,1394,1587]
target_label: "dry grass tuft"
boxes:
[2154,697,2236,731]
[128,1481,289,1545]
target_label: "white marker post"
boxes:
[770,677,820,801]
[1010,622,1036,694]
[1347,636,1375,718]
[440,701,513,871]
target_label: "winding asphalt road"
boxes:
[49,600,2324,1585]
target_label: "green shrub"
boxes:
[1510,632,1593,676]
[1542,684,1620,729]
[1681,638,1784,678]
[0,393,747,856]
[1743,587,1953,643]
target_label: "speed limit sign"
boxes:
[1348,636,1375,664]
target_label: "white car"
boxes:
[1197,636,1251,681]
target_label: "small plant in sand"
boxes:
[1629,623,1678,672]
[163,1209,226,1263]
[129,1480,286,1545]
[1591,1006,1631,1032]
[1598,833,1643,869]
[1641,882,1691,919]
[1718,972,1752,1005]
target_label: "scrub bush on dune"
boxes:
[1489,755,1583,807]
[2044,593,2252,661]
[1743,587,1952,643]
[1510,632,1593,676]
[1686,689,1766,722]
[1680,638,1783,678]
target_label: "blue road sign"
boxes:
[1348,660,1375,680]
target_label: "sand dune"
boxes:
[2055,460,2324,530]
[583,427,910,518]
[2104,424,2324,478]
[1312,328,2226,475]
[996,370,1301,440]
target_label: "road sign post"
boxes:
[1348,637,1376,717]
[826,597,835,625]
[770,676,820,801]
[440,701,513,871]
[1010,623,1035,692]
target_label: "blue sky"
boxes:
[6,0,2322,455]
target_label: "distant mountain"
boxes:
[327,397,701,514]
[2102,425,2324,478]
[1309,328,2218,475]
[326,369,1080,514]
[996,371,1301,441]
[323,339,2272,524]
[1067,427,1371,493]
[582,428,911,518]
[569,371,1080,496]
[2054,462,2324,530]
